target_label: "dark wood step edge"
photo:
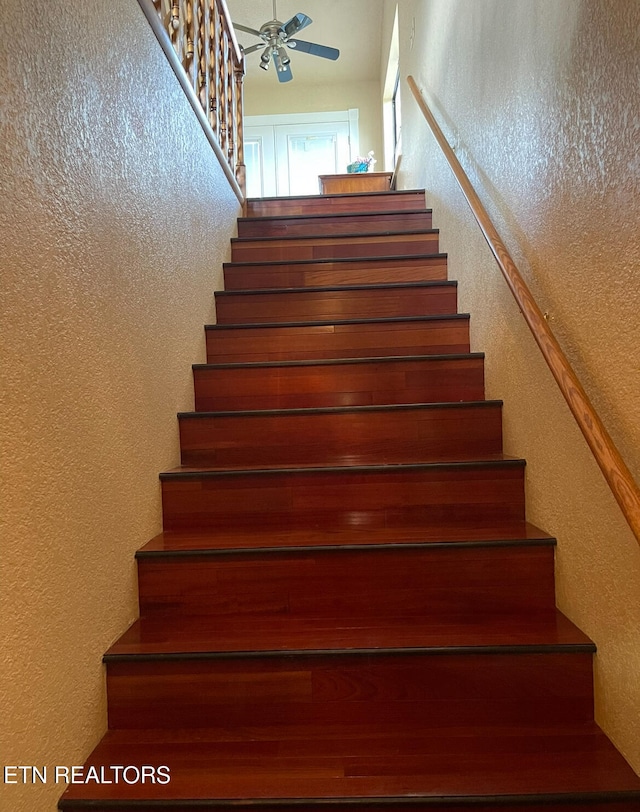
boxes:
[178,400,503,420]
[103,641,596,664]
[237,208,433,225]
[136,537,556,560]
[194,352,485,371]
[224,252,448,269]
[205,314,470,331]
[215,281,457,298]
[247,189,427,204]
[57,789,640,809]
[160,459,526,481]
[231,229,439,244]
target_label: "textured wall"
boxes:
[0,1,240,809]
[399,0,640,772]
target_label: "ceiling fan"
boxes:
[233,0,340,83]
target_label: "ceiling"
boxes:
[226,0,385,87]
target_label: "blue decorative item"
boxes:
[346,151,376,173]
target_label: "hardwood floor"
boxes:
[59,189,640,810]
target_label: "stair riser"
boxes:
[245,191,426,217]
[206,318,470,363]
[237,211,433,239]
[178,404,503,468]
[194,357,485,411]
[215,285,457,325]
[160,464,525,533]
[106,652,594,731]
[138,544,554,619]
[223,255,448,291]
[231,232,439,263]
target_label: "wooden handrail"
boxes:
[407,75,640,546]
[138,0,246,203]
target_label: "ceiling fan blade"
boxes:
[287,39,340,60]
[280,13,312,39]
[276,61,294,82]
[233,23,264,37]
[241,43,266,55]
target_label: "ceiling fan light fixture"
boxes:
[277,46,291,67]
[259,46,271,70]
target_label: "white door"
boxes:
[244,111,359,197]
[243,126,277,197]
[275,122,351,196]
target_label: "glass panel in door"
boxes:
[286,134,339,196]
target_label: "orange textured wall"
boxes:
[0,1,240,809]
[398,0,640,772]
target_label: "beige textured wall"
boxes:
[0,1,240,809]
[398,0,640,772]
[243,79,384,166]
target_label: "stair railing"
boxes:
[137,0,246,204]
[407,75,640,547]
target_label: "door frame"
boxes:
[244,109,360,197]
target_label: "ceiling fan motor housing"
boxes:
[234,8,339,82]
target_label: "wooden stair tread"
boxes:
[205,313,469,331]
[236,210,433,238]
[223,253,449,291]
[247,189,425,205]
[224,252,447,267]
[231,229,439,244]
[214,282,458,326]
[193,354,486,412]
[215,280,457,296]
[195,352,484,370]
[237,208,432,223]
[172,455,508,472]
[179,400,502,417]
[177,401,504,469]
[139,522,554,554]
[161,456,522,478]
[244,191,427,218]
[248,189,426,203]
[230,232,440,263]
[106,610,593,658]
[223,255,449,292]
[205,316,471,364]
[58,723,640,805]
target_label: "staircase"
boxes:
[59,189,640,810]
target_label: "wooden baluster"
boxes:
[148,0,245,202]
[185,0,195,89]
[202,0,212,123]
[168,0,179,53]
[234,58,246,200]
[226,47,234,167]
[171,0,180,32]
[217,8,227,156]
[208,0,219,137]
[196,0,207,111]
